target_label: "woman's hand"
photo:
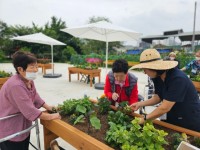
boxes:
[130,102,141,111]
[112,92,119,101]
[50,113,61,120]
[40,112,61,120]
[139,117,145,124]
[43,103,58,112]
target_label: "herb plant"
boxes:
[0,70,12,78]
[58,97,101,130]
[105,117,168,150]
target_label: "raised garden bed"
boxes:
[0,77,9,89]
[0,70,12,89]
[41,97,200,150]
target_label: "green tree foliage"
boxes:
[0,20,15,58]
[0,16,83,62]
[61,46,77,62]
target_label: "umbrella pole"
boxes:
[106,41,108,73]
[51,45,54,74]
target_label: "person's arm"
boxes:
[39,112,61,120]
[129,83,138,105]
[181,60,194,71]
[139,100,175,124]
[130,94,161,111]
[42,103,54,111]
[104,75,113,99]
[181,67,186,71]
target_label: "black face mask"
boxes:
[156,70,166,76]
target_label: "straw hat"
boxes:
[169,52,176,57]
[130,49,178,70]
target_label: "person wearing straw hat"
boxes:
[130,49,200,132]
[168,52,180,69]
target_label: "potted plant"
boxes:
[0,70,12,89]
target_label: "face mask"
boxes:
[170,57,175,60]
[115,80,125,87]
[25,72,37,80]
[196,57,200,61]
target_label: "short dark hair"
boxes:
[112,59,129,74]
[12,51,37,74]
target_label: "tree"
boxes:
[88,16,111,23]
[60,46,77,62]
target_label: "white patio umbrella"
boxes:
[61,21,142,72]
[10,32,66,78]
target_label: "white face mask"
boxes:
[25,72,37,80]
[115,80,125,87]
[170,57,175,60]
[196,57,200,61]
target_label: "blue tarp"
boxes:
[156,49,171,53]
[126,49,171,55]
[126,49,141,54]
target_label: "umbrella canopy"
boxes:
[10,32,66,74]
[61,21,142,71]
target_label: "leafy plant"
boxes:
[171,133,188,149]
[193,137,200,148]
[190,75,200,82]
[0,70,12,78]
[105,117,168,150]
[90,114,101,130]
[58,97,101,130]
[118,101,132,114]
[107,111,132,127]
[97,96,111,114]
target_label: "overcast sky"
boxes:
[0,0,199,37]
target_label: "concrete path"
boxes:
[0,63,155,150]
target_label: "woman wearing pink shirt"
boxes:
[0,51,61,150]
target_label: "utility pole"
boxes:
[191,1,197,52]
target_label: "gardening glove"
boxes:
[112,92,119,101]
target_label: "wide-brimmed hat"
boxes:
[169,52,176,57]
[130,49,178,70]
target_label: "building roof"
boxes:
[141,31,200,43]
[163,29,183,35]
[178,31,200,41]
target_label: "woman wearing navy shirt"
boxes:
[130,49,200,132]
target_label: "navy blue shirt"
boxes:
[152,68,200,132]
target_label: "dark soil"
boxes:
[62,113,108,144]
[61,113,200,150]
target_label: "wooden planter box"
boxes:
[68,67,101,87]
[0,77,9,89]
[192,81,200,92]
[40,119,113,150]
[40,108,200,150]
[38,63,54,75]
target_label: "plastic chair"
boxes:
[0,113,41,150]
